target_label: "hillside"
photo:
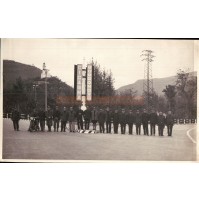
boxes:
[3,60,42,90]
[117,72,197,95]
[3,60,73,94]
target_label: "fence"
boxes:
[3,113,29,120]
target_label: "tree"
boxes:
[157,95,167,113]
[3,75,74,114]
[87,61,115,107]
[118,88,137,109]
[162,85,176,111]
[175,69,197,118]
[12,77,28,111]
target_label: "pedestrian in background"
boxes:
[91,106,98,130]
[84,106,91,130]
[120,109,127,134]
[11,107,20,131]
[76,106,84,130]
[105,107,112,133]
[53,106,61,132]
[98,108,106,133]
[46,106,53,132]
[149,109,158,136]
[157,111,166,136]
[165,111,174,136]
[38,107,46,132]
[68,107,76,132]
[142,109,149,135]
[60,106,69,132]
[127,109,134,134]
[135,110,142,135]
[113,109,120,134]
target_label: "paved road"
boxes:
[2,119,197,161]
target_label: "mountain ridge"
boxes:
[116,71,197,95]
[3,60,73,91]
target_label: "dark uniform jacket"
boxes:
[142,113,149,124]
[113,112,120,124]
[30,111,39,118]
[165,114,174,125]
[68,110,76,122]
[76,109,84,121]
[98,111,106,123]
[157,115,166,126]
[53,110,61,120]
[61,110,69,122]
[105,111,112,122]
[134,114,142,124]
[149,113,158,124]
[126,113,134,124]
[38,110,46,121]
[119,113,127,124]
[91,110,98,121]
[45,110,53,125]
[84,109,91,121]
[11,110,20,121]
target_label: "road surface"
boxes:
[2,119,197,161]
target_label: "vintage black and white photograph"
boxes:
[1,39,198,161]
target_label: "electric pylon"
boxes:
[141,50,155,112]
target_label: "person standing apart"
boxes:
[157,112,166,136]
[149,109,158,136]
[61,107,69,132]
[165,111,174,137]
[83,106,91,130]
[120,109,127,134]
[135,110,142,135]
[105,107,112,133]
[98,108,106,133]
[142,109,149,135]
[68,107,76,132]
[127,109,134,134]
[53,106,61,132]
[46,106,53,132]
[91,107,98,130]
[11,107,20,131]
[76,106,84,130]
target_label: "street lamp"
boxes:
[43,62,49,111]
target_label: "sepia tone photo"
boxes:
[0,39,198,161]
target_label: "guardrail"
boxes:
[3,113,29,120]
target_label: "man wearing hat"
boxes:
[120,108,127,134]
[46,106,53,132]
[11,107,20,131]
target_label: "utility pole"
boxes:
[141,50,155,112]
[43,62,49,111]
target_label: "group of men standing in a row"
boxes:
[36,106,174,136]
[11,106,174,136]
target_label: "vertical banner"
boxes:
[74,65,77,97]
[86,64,93,101]
[82,69,86,95]
[76,64,82,101]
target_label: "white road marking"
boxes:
[186,127,197,144]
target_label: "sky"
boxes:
[2,39,196,89]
